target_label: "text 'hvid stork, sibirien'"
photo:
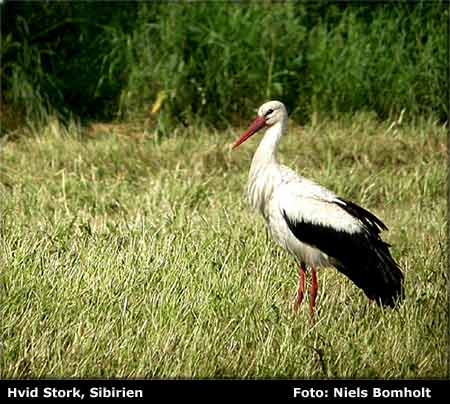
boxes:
[232,100,404,320]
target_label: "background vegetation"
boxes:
[0,1,448,378]
[1,1,448,133]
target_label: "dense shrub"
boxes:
[1,1,447,132]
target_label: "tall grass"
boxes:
[1,1,138,131]
[1,113,447,378]
[104,2,449,126]
[1,1,447,134]
[306,3,448,120]
[0,18,61,130]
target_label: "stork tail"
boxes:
[282,208,405,308]
[335,240,404,307]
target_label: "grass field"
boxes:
[1,113,448,378]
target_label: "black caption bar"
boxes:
[1,379,449,402]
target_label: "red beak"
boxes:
[232,116,266,149]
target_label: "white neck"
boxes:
[246,120,286,213]
[250,119,286,174]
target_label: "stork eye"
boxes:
[265,108,274,117]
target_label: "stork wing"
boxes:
[277,169,387,236]
[277,176,403,307]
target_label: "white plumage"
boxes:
[232,100,404,318]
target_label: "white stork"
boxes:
[232,100,404,318]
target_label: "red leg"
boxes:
[309,268,318,321]
[294,263,306,312]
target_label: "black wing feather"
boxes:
[336,198,388,233]
[282,200,404,307]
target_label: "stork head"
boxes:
[232,100,287,149]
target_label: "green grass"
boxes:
[2,1,447,131]
[0,114,447,378]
